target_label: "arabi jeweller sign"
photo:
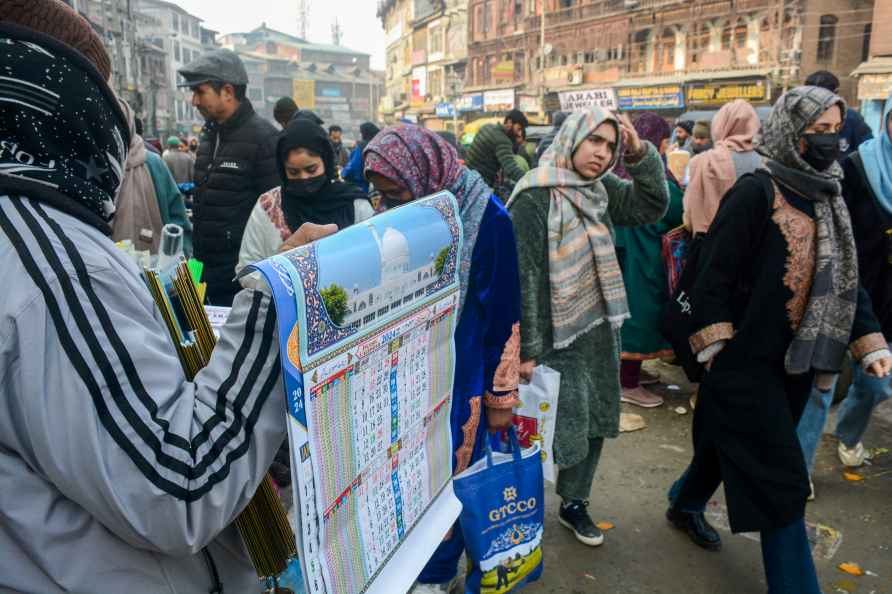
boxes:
[558,88,617,112]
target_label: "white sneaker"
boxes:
[838,441,867,467]
[410,577,459,594]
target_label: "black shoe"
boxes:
[558,500,604,547]
[666,507,722,551]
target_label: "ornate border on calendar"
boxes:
[286,192,462,357]
[419,194,461,297]
[283,244,356,356]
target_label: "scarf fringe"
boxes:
[552,312,630,351]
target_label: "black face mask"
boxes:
[383,195,408,210]
[801,133,840,171]
[286,174,328,197]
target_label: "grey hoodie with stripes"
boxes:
[0,195,285,593]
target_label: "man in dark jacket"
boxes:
[329,125,350,169]
[465,109,528,201]
[342,122,380,194]
[805,70,873,160]
[179,49,280,306]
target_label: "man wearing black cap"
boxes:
[178,48,279,306]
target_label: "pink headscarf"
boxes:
[683,100,760,234]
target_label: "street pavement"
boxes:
[523,360,892,594]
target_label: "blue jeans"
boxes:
[761,518,822,594]
[796,380,837,474]
[836,363,892,448]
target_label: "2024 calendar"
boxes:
[248,192,463,594]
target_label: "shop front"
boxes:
[853,65,892,136]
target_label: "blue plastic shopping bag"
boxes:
[454,429,544,593]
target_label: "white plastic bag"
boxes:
[513,365,560,483]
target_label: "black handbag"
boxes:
[660,234,706,383]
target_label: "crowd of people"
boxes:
[2,2,892,594]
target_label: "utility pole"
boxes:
[539,0,546,119]
[332,18,343,46]
[297,0,311,40]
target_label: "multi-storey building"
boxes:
[66,0,144,114]
[852,0,892,134]
[219,25,384,140]
[460,0,872,123]
[378,0,469,130]
[137,0,205,136]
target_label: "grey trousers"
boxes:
[556,437,605,501]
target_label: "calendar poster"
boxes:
[247,192,463,594]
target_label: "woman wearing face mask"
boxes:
[237,118,373,287]
[363,125,522,594]
[667,86,892,593]
[508,108,670,548]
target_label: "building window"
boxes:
[661,28,675,69]
[862,23,872,62]
[631,29,650,73]
[721,20,732,50]
[474,5,484,40]
[429,69,443,98]
[192,21,199,38]
[174,41,181,62]
[734,19,747,49]
[172,13,178,32]
[514,0,522,20]
[817,15,838,62]
[484,2,492,34]
[429,26,443,55]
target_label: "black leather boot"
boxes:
[666,506,722,551]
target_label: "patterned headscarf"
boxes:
[757,86,859,375]
[507,107,629,350]
[363,125,492,313]
[0,23,129,234]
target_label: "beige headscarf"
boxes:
[683,100,760,234]
[112,99,164,253]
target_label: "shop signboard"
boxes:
[411,66,427,107]
[686,78,769,107]
[292,79,316,109]
[615,85,684,110]
[558,88,617,112]
[483,89,515,112]
[457,93,483,113]
[436,102,456,118]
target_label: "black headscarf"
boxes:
[276,118,366,231]
[0,23,130,234]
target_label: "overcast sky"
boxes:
[173,0,386,69]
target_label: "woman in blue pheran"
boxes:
[363,125,522,594]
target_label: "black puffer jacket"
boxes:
[193,99,279,305]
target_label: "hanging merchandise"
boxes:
[143,253,297,590]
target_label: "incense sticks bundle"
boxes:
[144,260,297,580]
